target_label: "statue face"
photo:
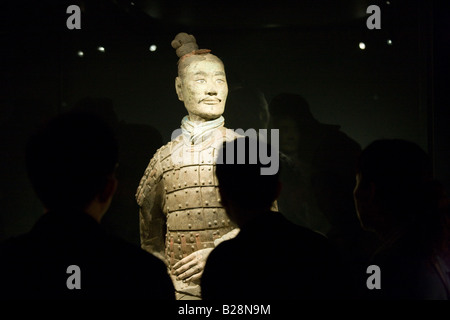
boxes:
[176,56,228,122]
[274,117,300,154]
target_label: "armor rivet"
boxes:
[208,168,211,171]
[164,187,167,191]
[203,244,207,248]
[185,170,187,173]
[214,220,218,224]
[185,190,188,194]
[178,238,181,243]
[178,245,181,249]
[188,224,192,229]
[201,160,204,163]
[208,222,212,226]
[198,211,201,215]
[173,185,175,189]
[174,194,176,197]
[196,190,199,193]
[205,201,209,205]
[187,211,190,215]
[209,180,212,184]
[213,210,216,213]
[178,204,181,208]
[208,160,211,163]
[179,254,183,259]
[184,182,187,186]
[201,167,204,171]
[178,183,181,187]
[166,196,168,199]
[194,168,197,172]
[201,181,205,185]
[217,198,221,202]
[222,220,225,224]
[191,245,195,250]
[167,206,170,210]
[190,237,194,242]
[186,202,189,206]
[175,213,178,216]
[194,182,198,185]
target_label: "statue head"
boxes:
[172,33,228,122]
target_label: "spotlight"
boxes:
[97,46,105,52]
[359,42,366,50]
[149,44,157,52]
[387,39,393,45]
[77,50,84,57]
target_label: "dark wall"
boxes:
[1,0,446,243]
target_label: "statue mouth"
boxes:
[201,98,221,105]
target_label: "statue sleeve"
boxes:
[136,153,167,264]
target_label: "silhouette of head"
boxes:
[216,137,280,224]
[71,97,119,130]
[172,32,227,122]
[353,139,433,234]
[26,112,119,212]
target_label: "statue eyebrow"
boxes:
[193,71,225,76]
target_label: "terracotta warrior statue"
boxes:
[136,33,242,300]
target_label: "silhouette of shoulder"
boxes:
[0,211,174,299]
[202,211,343,300]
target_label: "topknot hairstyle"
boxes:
[171,32,211,59]
[171,32,219,77]
[171,33,197,57]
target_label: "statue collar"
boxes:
[180,115,224,145]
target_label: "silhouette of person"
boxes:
[0,99,56,242]
[136,32,244,300]
[0,112,175,299]
[201,137,349,300]
[354,139,450,299]
[70,97,163,246]
[268,93,376,274]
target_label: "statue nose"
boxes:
[206,83,218,96]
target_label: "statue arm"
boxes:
[136,155,167,265]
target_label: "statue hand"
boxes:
[171,248,214,283]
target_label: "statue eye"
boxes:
[216,79,225,84]
[195,79,206,84]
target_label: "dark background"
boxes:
[1,0,448,244]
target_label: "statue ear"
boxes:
[175,77,184,101]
